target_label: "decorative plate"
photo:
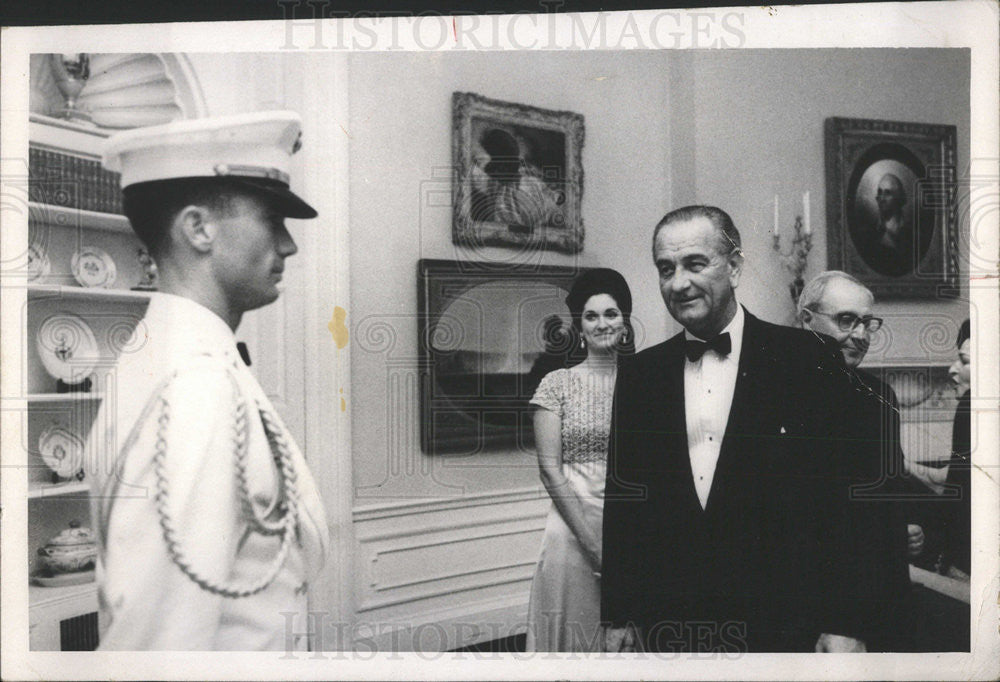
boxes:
[71,246,116,288]
[36,312,99,383]
[27,244,50,282]
[38,424,85,479]
[31,569,96,587]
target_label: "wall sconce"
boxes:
[772,192,813,304]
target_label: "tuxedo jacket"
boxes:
[842,368,915,651]
[601,309,864,652]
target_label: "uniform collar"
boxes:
[142,292,238,358]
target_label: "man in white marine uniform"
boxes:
[87,112,328,650]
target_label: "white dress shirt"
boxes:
[683,305,744,509]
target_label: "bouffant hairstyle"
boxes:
[564,268,635,362]
[957,318,970,348]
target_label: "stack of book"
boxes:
[29,145,123,215]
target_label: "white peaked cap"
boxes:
[102,110,317,219]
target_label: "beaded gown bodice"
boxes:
[530,367,616,465]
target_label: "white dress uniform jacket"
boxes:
[87,293,329,650]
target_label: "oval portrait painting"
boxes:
[846,142,935,277]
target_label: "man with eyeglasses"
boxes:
[798,271,884,367]
[798,270,922,651]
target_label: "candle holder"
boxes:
[772,215,813,304]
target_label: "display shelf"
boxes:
[28,393,104,403]
[28,283,152,303]
[30,113,111,138]
[29,580,98,609]
[29,202,129,234]
[28,480,90,499]
[26,111,110,651]
[29,114,109,159]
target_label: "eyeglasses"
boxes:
[808,310,883,333]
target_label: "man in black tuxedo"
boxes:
[602,206,866,653]
[798,270,924,651]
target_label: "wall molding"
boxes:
[353,485,547,522]
[353,488,548,627]
[353,592,529,652]
[359,507,547,545]
[359,568,535,614]
[374,553,535,594]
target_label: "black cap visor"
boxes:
[233,177,318,219]
[124,176,318,220]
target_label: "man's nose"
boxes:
[278,228,298,257]
[849,321,868,340]
[670,271,690,291]
[948,359,961,379]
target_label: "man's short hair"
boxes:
[653,205,742,257]
[797,270,874,320]
[122,178,243,256]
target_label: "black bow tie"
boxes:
[685,332,731,362]
[236,341,252,366]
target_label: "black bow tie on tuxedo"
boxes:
[236,341,252,366]
[685,332,732,362]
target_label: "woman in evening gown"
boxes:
[525,268,634,652]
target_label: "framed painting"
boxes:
[452,91,585,254]
[417,259,590,454]
[824,117,959,298]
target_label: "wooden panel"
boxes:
[352,489,548,650]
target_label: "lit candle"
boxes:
[773,195,779,237]
[803,191,811,235]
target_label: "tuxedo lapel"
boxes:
[703,310,771,513]
[665,335,690,448]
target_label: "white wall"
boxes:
[685,48,970,341]
[680,48,971,475]
[348,50,675,502]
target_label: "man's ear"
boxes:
[174,205,216,253]
[727,248,744,289]
[799,309,813,328]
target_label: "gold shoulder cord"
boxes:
[141,364,300,598]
